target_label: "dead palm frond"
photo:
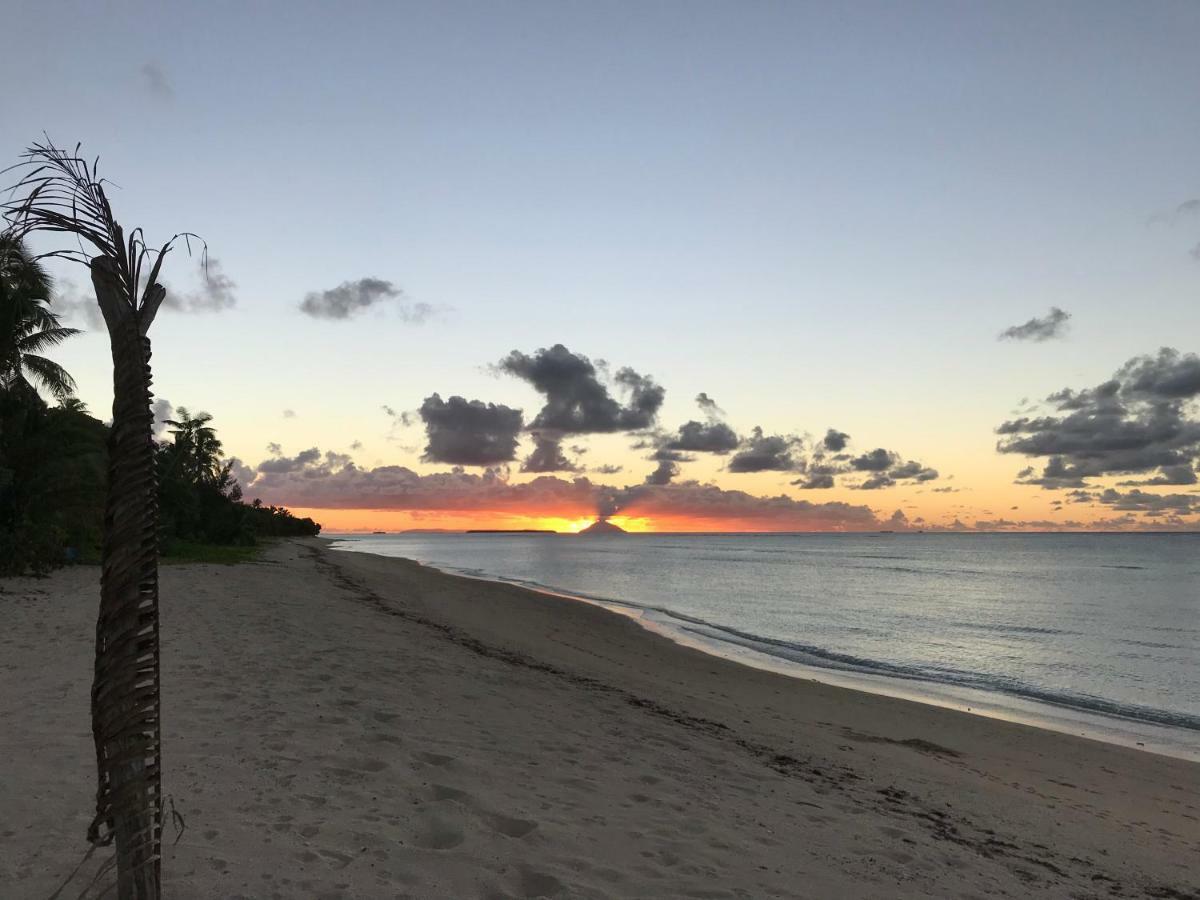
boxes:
[2,136,204,329]
[2,137,200,900]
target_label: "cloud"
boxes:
[419,394,523,466]
[498,344,664,434]
[283,409,296,419]
[822,429,850,452]
[151,398,174,439]
[998,348,1200,489]
[522,432,578,473]
[695,392,723,417]
[999,307,1071,342]
[300,278,432,321]
[141,62,173,100]
[163,257,237,312]
[257,447,322,474]
[1096,488,1200,516]
[793,470,836,490]
[850,448,895,472]
[728,427,801,473]
[242,452,888,531]
[665,420,740,455]
[53,279,105,329]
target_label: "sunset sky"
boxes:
[6,2,1200,532]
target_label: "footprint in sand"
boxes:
[483,812,539,839]
[411,814,466,850]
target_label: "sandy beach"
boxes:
[2,537,1198,899]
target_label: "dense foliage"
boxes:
[0,239,319,575]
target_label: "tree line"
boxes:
[0,236,319,575]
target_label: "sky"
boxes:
[5,1,1200,532]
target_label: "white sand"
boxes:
[1,538,1197,898]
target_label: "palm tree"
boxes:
[3,139,201,900]
[162,407,224,486]
[0,237,79,401]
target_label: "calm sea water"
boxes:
[328,532,1200,758]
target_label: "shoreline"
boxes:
[3,538,1198,897]
[327,538,1200,761]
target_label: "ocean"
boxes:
[327,532,1200,759]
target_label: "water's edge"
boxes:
[326,540,1199,762]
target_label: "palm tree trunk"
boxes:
[87,257,164,899]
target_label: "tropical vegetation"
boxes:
[0,236,319,577]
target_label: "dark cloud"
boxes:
[998,348,1200,489]
[793,470,836,490]
[522,432,577,473]
[1118,464,1197,486]
[1096,488,1200,516]
[728,427,801,473]
[645,458,678,485]
[419,394,523,467]
[665,420,740,454]
[300,278,432,322]
[889,460,939,482]
[141,62,173,100]
[498,344,664,434]
[999,307,1070,342]
[592,463,624,475]
[257,447,322,474]
[850,448,895,472]
[822,429,850,452]
[226,457,255,489]
[695,392,723,417]
[266,442,282,455]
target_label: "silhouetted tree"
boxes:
[0,237,79,401]
[3,139,202,898]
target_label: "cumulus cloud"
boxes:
[141,62,173,100]
[300,278,432,322]
[419,394,523,466]
[665,420,740,455]
[850,448,895,472]
[998,348,1200,489]
[151,398,174,439]
[728,427,801,473]
[257,447,322,474]
[522,432,577,473]
[822,429,850,452]
[498,344,664,435]
[999,307,1071,342]
[1096,488,1200,515]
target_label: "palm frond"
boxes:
[2,136,204,314]
[17,323,81,353]
[20,353,77,399]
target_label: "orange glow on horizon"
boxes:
[288,508,902,534]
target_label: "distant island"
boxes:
[466,529,558,534]
[579,519,626,535]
